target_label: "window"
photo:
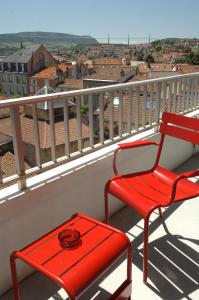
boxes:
[22,76,26,84]
[17,86,21,94]
[31,78,37,86]
[16,75,20,84]
[9,74,13,82]
[11,63,16,72]
[3,63,8,71]
[22,87,27,95]
[18,63,22,72]
[1,85,5,93]
[24,64,27,73]
[145,99,156,109]
[9,85,14,95]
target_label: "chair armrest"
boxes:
[170,169,199,204]
[118,140,159,150]
[113,140,159,175]
[180,170,199,178]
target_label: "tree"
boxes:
[81,104,89,114]
[155,45,162,52]
[136,50,144,61]
[145,54,154,68]
[185,51,199,65]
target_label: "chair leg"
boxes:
[143,218,149,283]
[104,183,110,224]
[10,252,20,300]
[158,207,163,219]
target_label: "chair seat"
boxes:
[109,166,199,219]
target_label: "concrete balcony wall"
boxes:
[0,130,197,296]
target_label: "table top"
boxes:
[16,213,129,296]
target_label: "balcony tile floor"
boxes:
[1,153,199,300]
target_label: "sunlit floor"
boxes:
[1,154,199,300]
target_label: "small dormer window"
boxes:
[31,79,37,86]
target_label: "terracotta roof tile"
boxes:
[180,64,199,73]
[0,115,89,149]
[57,79,83,89]
[0,132,12,145]
[85,66,133,81]
[0,152,31,178]
[31,63,70,80]
[93,58,122,65]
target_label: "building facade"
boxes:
[0,44,55,96]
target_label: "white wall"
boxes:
[0,131,196,295]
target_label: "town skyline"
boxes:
[1,0,199,44]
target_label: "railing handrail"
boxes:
[0,71,199,189]
[0,72,199,108]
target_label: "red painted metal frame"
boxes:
[105,112,199,283]
[10,213,132,300]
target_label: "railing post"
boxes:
[76,96,83,152]
[128,89,132,132]
[118,90,123,137]
[48,101,56,162]
[109,92,114,140]
[156,82,161,122]
[162,81,167,113]
[32,104,41,168]
[88,94,94,147]
[10,106,26,190]
[63,98,70,157]
[99,93,104,144]
[177,80,182,114]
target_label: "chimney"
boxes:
[120,69,125,77]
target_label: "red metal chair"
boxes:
[105,112,199,283]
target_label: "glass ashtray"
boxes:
[58,227,81,248]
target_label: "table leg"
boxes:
[10,252,20,300]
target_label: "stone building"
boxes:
[0,44,55,96]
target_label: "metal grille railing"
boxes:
[0,72,199,189]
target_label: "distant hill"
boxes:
[152,37,199,45]
[0,31,99,55]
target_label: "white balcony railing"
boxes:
[0,72,199,189]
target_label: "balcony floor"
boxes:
[1,153,199,300]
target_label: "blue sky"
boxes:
[0,0,199,43]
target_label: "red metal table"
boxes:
[10,213,132,299]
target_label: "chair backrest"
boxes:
[160,112,199,145]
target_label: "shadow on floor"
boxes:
[135,229,199,300]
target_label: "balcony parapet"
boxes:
[0,72,199,189]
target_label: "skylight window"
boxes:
[113,97,119,106]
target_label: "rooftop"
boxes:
[0,114,90,148]
[31,63,68,80]
[93,58,122,65]
[57,79,84,90]
[2,44,42,63]
[85,65,133,82]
